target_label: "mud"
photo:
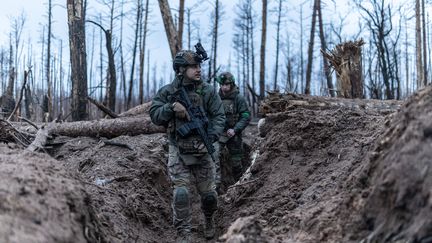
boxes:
[1,87,432,242]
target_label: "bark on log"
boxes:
[50,116,165,138]
[25,116,166,152]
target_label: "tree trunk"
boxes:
[421,0,428,86]
[213,0,220,84]
[146,50,150,100]
[178,0,185,49]
[127,0,142,109]
[248,1,256,116]
[158,0,180,58]
[415,0,424,89]
[119,4,127,111]
[67,0,88,121]
[259,0,267,101]
[88,21,117,112]
[25,116,165,152]
[186,8,191,50]
[317,0,335,97]
[305,0,318,95]
[46,0,53,121]
[139,0,149,104]
[273,0,282,91]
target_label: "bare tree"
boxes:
[305,0,318,95]
[127,0,142,109]
[259,0,267,101]
[158,0,180,58]
[67,0,88,120]
[317,0,335,97]
[211,0,221,84]
[273,0,283,91]
[178,0,185,49]
[87,20,117,112]
[357,0,398,99]
[415,0,424,88]
[139,0,150,104]
[421,0,427,86]
[45,0,53,121]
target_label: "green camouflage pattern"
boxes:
[150,75,224,234]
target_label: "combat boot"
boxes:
[204,215,215,239]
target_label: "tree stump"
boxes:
[322,39,365,98]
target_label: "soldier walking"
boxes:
[150,45,225,242]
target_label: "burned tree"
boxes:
[322,39,365,99]
[305,0,318,95]
[67,0,88,121]
[356,0,398,99]
[87,20,117,112]
[317,0,335,97]
[158,0,180,58]
[46,0,53,121]
[259,0,267,101]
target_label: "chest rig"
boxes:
[172,83,208,155]
[222,97,238,128]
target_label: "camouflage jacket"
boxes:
[219,86,251,134]
[150,76,225,144]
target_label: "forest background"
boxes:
[0,0,428,121]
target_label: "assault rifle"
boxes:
[174,85,217,162]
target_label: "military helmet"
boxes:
[173,50,201,72]
[216,72,235,85]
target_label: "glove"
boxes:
[172,102,190,120]
[227,129,236,137]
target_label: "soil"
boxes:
[1,87,432,242]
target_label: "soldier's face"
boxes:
[220,83,231,93]
[185,64,201,81]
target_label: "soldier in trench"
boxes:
[150,47,225,242]
[214,72,251,186]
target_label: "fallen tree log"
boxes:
[50,116,165,138]
[25,116,166,152]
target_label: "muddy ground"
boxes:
[1,87,432,242]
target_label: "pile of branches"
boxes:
[0,119,35,147]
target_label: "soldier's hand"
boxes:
[227,129,236,137]
[172,102,190,120]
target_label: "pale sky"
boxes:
[0,0,417,95]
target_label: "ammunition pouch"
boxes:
[177,135,208,155]
[226,114,239,128]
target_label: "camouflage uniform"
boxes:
[150,62,225,239]
[215,72,251,183]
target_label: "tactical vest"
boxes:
[222,97,239,128]
[171,83,208,155]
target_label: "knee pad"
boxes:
[201,191,218,216]
[174,187,190,218]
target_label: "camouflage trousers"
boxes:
[214,135,244,184]
[167,144,218,234]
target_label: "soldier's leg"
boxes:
[168,144,192,235]
[227,135,244,181]
[193,154,217,239]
